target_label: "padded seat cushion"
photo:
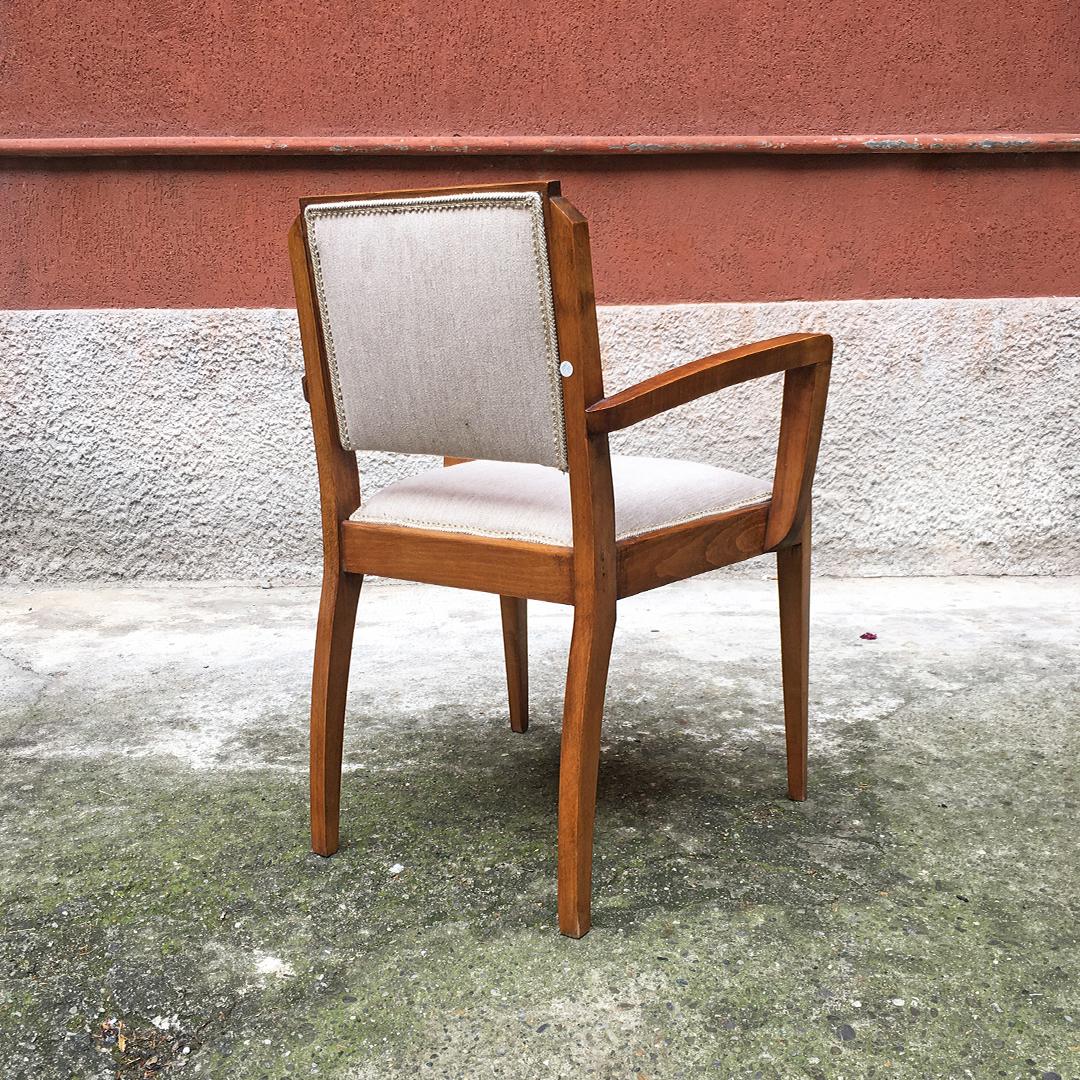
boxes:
[350,455,771,546]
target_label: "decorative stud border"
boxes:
[303,190,568,471]
[350,461,773,546]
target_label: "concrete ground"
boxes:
[0,577,1076,1080]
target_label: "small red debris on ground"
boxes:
[860,632,878,640]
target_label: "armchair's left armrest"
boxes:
[585,333,830,434]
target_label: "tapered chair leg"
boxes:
[776,517,811,801]
[557,596,616,937]
[500,596,529,733]
[310,569,362,856]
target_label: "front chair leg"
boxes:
[776,515,811,801]
[557,595,616,937]
[499,596,528,733]
[310,569,362,856]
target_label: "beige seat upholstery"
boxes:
[351,455,772,546]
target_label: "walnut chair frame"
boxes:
[289,180,831,938]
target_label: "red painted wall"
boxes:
[6,0,1077,136]
[3,1,1079,307]
[5,155,1080,308]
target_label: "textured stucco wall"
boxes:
[6,3,1080,310]
[8,2,1075,137]
[2,298,1076,583]
[7,158,1080,309]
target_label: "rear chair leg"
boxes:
[776,517,811,801]
[557,596,616,937]
[310,570,362,855]
[500,596,528,733]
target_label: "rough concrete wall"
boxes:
[1,298,1076,583]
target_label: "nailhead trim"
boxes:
[303,191,568,470]
[352,485,774,546]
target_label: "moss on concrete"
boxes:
[0,581,1076,1078]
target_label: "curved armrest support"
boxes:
[764,352,831,550]
[584,333,831,434]
[584,331,832,552]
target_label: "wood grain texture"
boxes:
[556,588,616,938]
[288,218,360,566]
[309,569,362,855]
[777,513,811,801]
[300,180,559,213]
[500,596,529,733]
[585,333,831,434]
[547,196,618,937]
[764,356,832,550]
[340,521,574,604]
[291,216,366,857]
[616,503,770,598]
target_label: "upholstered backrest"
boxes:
[302,189,567,469]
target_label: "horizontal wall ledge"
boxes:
[2,133,1080,158]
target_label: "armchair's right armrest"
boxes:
[583,330,832,552]
[585,333,831,434]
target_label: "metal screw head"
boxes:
[559,360,574,377]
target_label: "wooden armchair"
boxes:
[289,180,831,937]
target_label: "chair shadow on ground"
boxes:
[331,682,888,931]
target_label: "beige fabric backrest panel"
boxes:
[303,190,567,469]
